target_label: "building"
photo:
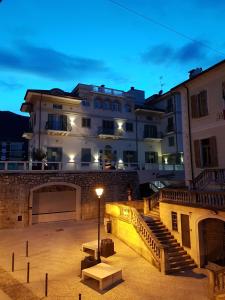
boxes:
[20,84,183,180]
[0,111,29,166]
[172,60,225,186]
[145,91,183,169]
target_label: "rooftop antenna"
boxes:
[159,76,165,95]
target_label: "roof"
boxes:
[135,105,164,114]
[24,88,82,101]
[171,59,225,90]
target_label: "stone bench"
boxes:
[82,263,122,291]
[82,240,98,259]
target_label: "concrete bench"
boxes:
[82,263,122,291]
[82,240,98,259]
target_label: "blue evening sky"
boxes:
[0,0,224,114]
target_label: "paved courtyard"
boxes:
[0,220,208,300]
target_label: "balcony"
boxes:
[97,127,122,139]
[166,125,175,133]
[45,121,72,136]
[91,85,125,97]
[143,132,163,141]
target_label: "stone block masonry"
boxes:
[0,171,139,229]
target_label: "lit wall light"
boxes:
[117,121,124,130]
[69,154,75,162]
[69,116,75,126]
[181,155,184,163]
[94,154,99,162]
[118,159,123,164]
[164,157,168,164]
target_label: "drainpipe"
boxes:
[184,85,194,184]
[135,113,139,168]
[38,94,42,151]
[173,93,179,163]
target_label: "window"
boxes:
[53,104,62,109]
[47,114,68,131]
[103,100,111,110]
[191,90,208,118]
[47,147,62,162]
[81,148,91,162]
[194,136,218,168]
[82,99,90,107]
[222,81,225,100]
[124,104,132,113]
[145,151,158,163]
[144,125,157,138]
[171,212,178,231]
[166,98,173,113]
[94,98,102,109]
[102,120,114,134]
[123,151,137,163]
[82,118,91,128]
[168,136,175,147]
[112,101,121,112]
[126,122,133,132]
[167,117,174,132]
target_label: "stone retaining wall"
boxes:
[0,171,139,229]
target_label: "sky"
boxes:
[0,0,225,114]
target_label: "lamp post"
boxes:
[95,187,104,263]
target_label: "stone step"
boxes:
[168,250,187,257]
[168,263,197,274]
[169,259,195,268]
[168,254,190,262]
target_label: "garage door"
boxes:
[32,190,76,224]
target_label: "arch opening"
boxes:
[198,218,225,267]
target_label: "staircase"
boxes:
[145,217,197,273]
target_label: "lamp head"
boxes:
[95,187,104,198]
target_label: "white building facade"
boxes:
[21,84,176,173]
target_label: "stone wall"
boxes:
[0,171,139,229]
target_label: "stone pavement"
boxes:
[0,220,208,300]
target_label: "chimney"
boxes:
[189,68,202,79]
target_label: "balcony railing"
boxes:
[91,85,125,97]
[98,127,115,135]
[143,132,163,139]
[0,160,184,172]
[166,125,174,133]
[45,122,72,132]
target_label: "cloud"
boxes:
[0,41,113,81]
[0,79,23,90]
[141,41,208,65]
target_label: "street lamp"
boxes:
[95,187,104,263]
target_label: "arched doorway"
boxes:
[29,182,81,224]
[198,218,225,267]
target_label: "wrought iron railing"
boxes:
[191,169,225,190]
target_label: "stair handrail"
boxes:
[161,189,225,210]
[117,204,169,273]
[191,168,225,190]
[144,192,160,214]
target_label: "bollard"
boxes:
[27,262,30,283]
[26,240,29,257]
[45,273,48,297]
[79,294,82,300]
[12,252,15,272]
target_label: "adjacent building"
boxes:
[0,111,29,166]
[172,60,225,185]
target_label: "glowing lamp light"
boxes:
[69,116,75,126]
[118,159,123,164]
[164,157,168,165]
[95,187,104,198]
[69,154,75,162]
[117,121,123,130]
[94,154,99,162]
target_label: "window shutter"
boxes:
[209,136,218,167]
[191,95,198,118]
[194,140,201,168]
[199,90,208,116]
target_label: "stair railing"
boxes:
[208,267,225,299]
[144,192,160,214]
[118,204,169,274]
[191,169,225,190]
